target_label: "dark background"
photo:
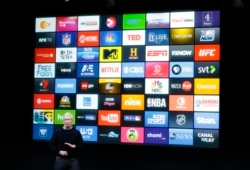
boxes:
[3,1,249,169]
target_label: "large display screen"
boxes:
[33,9,220,148]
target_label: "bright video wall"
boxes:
[33,10,220,148]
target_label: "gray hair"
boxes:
[63,112,73,120]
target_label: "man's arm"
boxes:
[49,132,60,154]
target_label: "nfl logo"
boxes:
[62,33,71,46]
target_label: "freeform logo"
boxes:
[34,63,55,78]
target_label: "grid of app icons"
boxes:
[33,10,220,148]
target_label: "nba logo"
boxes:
[62,33,71,46]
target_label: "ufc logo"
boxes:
[199,49,215,56]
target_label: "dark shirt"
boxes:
[49,127,84,158]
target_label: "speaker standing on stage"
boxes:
[49,112,84,170]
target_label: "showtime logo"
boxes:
[79,35,98,43]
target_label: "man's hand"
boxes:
[59,150,68,156]
[65,142,76,148]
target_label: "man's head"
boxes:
[63,112,73,129]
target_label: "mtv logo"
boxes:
[39,127,48,137]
